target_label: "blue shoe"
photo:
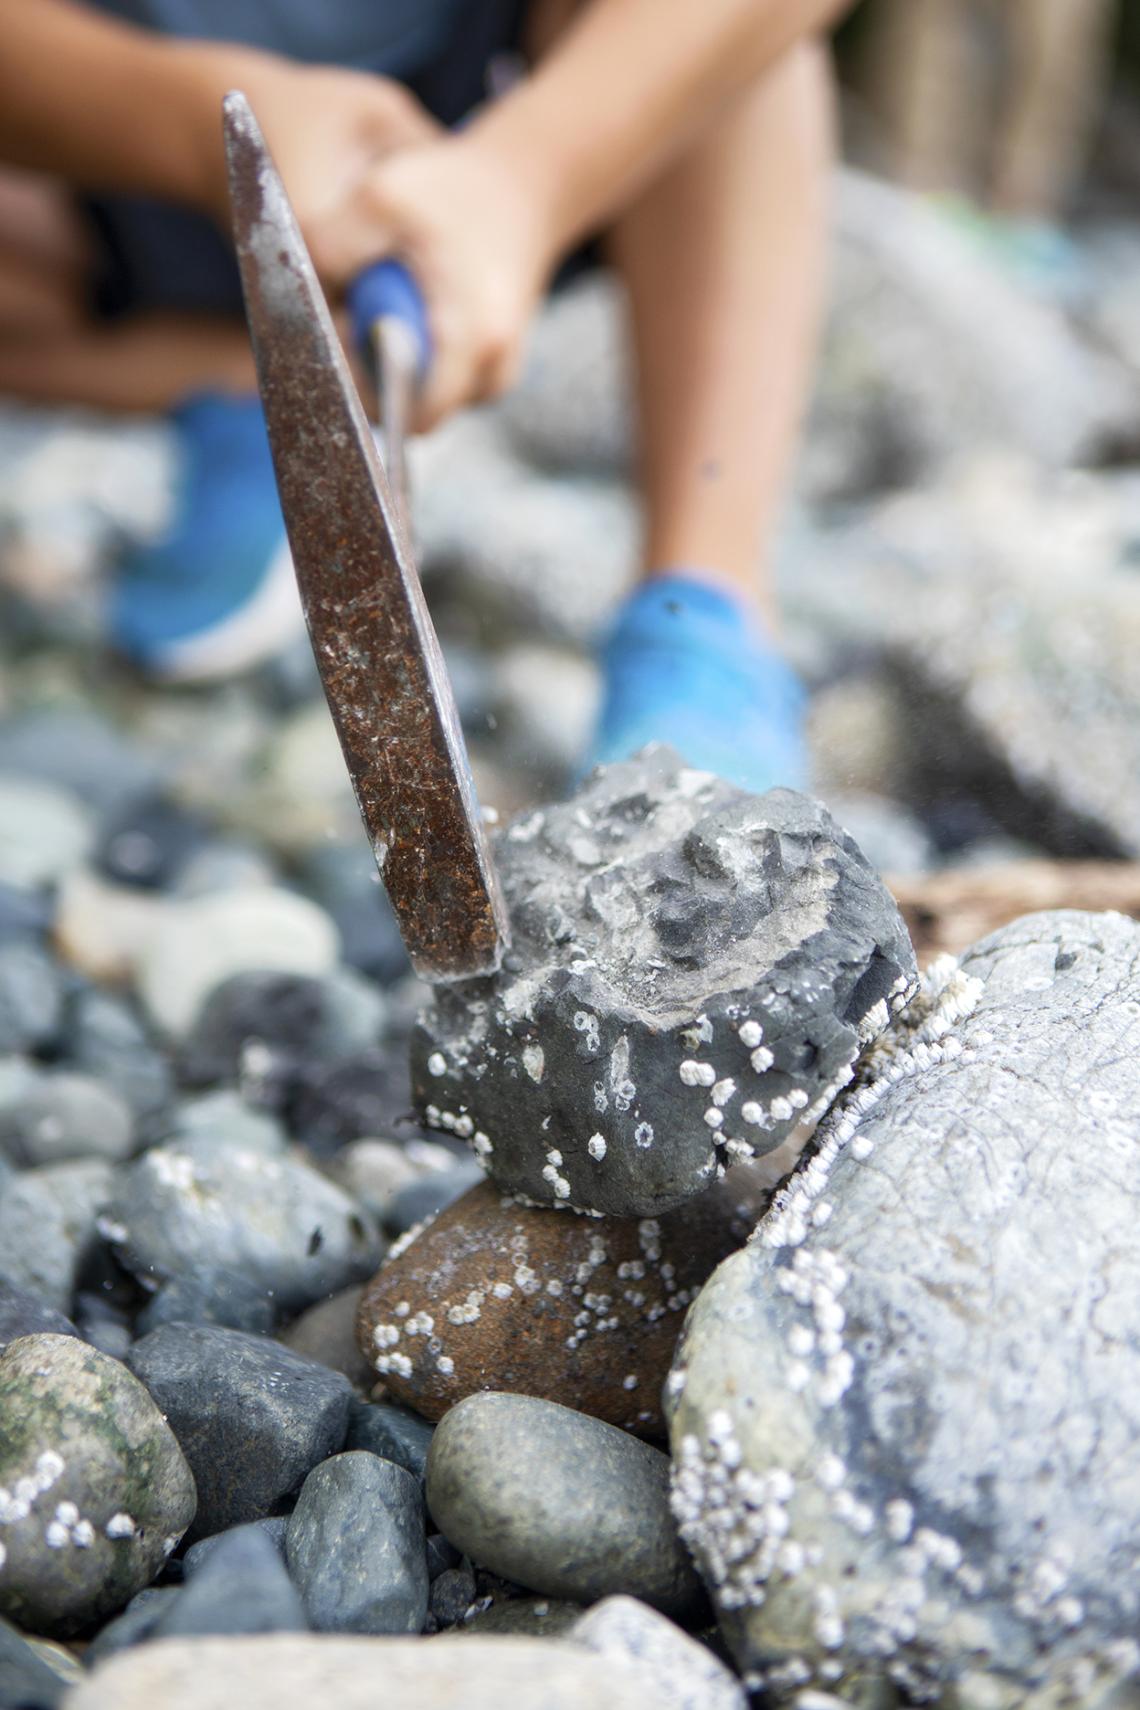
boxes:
[110,393,304,682]
[585,574,808,794]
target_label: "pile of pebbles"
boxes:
[2,672,1138,1710]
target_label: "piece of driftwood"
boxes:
[887,860,1140,963]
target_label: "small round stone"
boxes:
[0,1334,195,1637]
[0,1070,134,1169]
[0,776,93,890]
[0,1159,116,1313]
[286,1452,428,1634]
[425,1392,704,1619]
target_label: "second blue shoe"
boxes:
[585,574,808,795]
[110,393,305,682]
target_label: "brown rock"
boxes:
[355,1170,771,1436]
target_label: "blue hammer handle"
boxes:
[347,258,431,381]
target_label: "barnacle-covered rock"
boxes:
[411,750,916,1217]
[0,1334,196,1637]
[667,910,1140,1705]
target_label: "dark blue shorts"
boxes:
[82,0,527,318]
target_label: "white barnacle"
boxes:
[885,1499,914,1543]
[634,1122,654,1149]
[426,1052,447,1077]
[740,1101,764,1126]
[711,1078,736,1108]
[737,1020,763,1048]
[750,1047,775,1074]
[44,1521,70,1549]
[105,1513,136,1540]
[437,1355,455,1377]
[72,1519,95,1548]
[703,1107,724,1130]
[522,1044,546,1083]
[473,1131,493,1158]
[587,1133,607,1161]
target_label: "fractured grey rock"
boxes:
[412,752,915,1217]
[668,910,1140,1705]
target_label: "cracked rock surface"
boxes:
[667,909,1140,1706]
[411,751,916,1217]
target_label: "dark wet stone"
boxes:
[429,1560,477,1627]
[149,1525,307,1639]
[96,793,208,891]
[298,844,411,987]
[412,752,916,1216]
[287,1048,419,1155]
[182,1516,289,1579]
[0,1159,114,1313]
[180,969,386,1110]
[285,1451,428,1635]
[83,1587,181,1667]
[345,1401,435,1490]
[0,1614,75,1708]
[0,1281,78,1353]
[134,1268,277,1338]
[127,1323,352,1539]
[63,988,172,1127]
[0,942,63,1055]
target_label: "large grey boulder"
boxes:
[668,910,1140,1707]
[412,752,915,1217]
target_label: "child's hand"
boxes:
[306,133,558,432]
[187,47,442,233]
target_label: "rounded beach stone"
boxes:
[104,1136,381,1315]
[356,1171,771,1435]
[0,941,64,1056]
[0,776,93,890]
[0,1334,196,1637]
[667,911,1140,1705]
[135,886,339,1038]
[425,1392,703,1619]
[286,1451,428,1634]
[411,752,916,1216]
[127,1323,352,1540]
[0,1159,114,1313]
[64,1633,665,1710]
[0,1071,133,1169]
[0,1281,77,1354]
[148,1524,307,1639]
[180,967,386,1093]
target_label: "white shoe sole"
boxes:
[147,535,306,684]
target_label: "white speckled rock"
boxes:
[135,886,338,1038]
[0,1335,195,1637]
[668,911,1140,1705]
[413,752,915,1217]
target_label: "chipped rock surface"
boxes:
[104,1136,381,1316]
[425,1392,704,1620]
[412,752,915,1217]
[285,1451,428,1635]
[667,910,1140,1704]
[356,1170,771,1435]
[0,1334,196,1637]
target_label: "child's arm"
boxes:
[308,0,849,430]
[0,0,436,222]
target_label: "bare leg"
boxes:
[607,37,835,625]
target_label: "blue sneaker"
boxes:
[585,574,808,794]
[110,393,304,682]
